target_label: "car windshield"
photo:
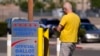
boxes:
[81,24,98,31]
[81,19,90,23]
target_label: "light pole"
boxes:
[28,0,34,22]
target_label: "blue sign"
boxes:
[12,22,39,37]
[12,19,39,56]
[12,38,37,56]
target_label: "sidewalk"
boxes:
[0,37,7,41]
[0,53,55,56]
[0,53,7,56]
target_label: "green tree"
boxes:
[47,2,56,11]
[91,0,100,8]
[34,1,45,11]
[19,1,45,12]
[19,1,28,12]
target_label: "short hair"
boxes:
[63,2,72,10]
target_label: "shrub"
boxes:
[19,1,28,12]
[34,1,45,11]
[47,2,56,11]
[78,28,86,38]
[19,1,45,12]
[0,22,7,37]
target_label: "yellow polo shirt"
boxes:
[59,13,80,43]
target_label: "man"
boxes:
[56,2,80,56]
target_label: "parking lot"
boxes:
[0,37,100,56]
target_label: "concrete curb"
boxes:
[49,42,83,49]
[76,45,83,49]
[0,37,7,40]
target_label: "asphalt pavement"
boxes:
[0,38,100,56]
[0,40,7,53]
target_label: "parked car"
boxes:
[79,23,100,43]
[5,17,30,34]
[86,9,100,17]
[81,18,90,23]
[5,18,12,34]
[5,17,59,38]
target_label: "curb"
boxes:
[0,37,7,40]
[49,42,83,49]
[76,45,83,49]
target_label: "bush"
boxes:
[34,1,45,11]
[0,22,7,37]
[47,2,56,11]
[19,1,45,12]
[0,2,6,5]
[19,1,28,12]
[78,28,86,38]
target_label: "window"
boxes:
[81,24,98,31]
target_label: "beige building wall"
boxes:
[75,0,91,11]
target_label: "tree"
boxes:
[91,0,100,8]
[20,1,28,12]
[19,1,45,12]
[34,1,45,11]
[47,2,56,11]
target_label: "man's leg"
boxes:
[60,43,76,56]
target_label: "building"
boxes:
[75,0,91,11]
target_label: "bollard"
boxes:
[7,33,11,56]
[38,28,49,56]
[57,38,61,56]
[43,29,49,56]
[38,28,44,56]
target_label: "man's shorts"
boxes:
[60,43,76,56]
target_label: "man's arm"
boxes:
[56,25,63,32]
[56,15,67,32]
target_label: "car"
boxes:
[81,18,90,23]
[5,17,31,34]
[5,18,12,34]
[5,17,59,38]
[86,9,100,17]
[79,23,100,43]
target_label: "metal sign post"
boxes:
[28,0,33,22]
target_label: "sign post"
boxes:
[28,0,33,21]
[7,33,11,56]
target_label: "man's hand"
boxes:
[56,25,63,32]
